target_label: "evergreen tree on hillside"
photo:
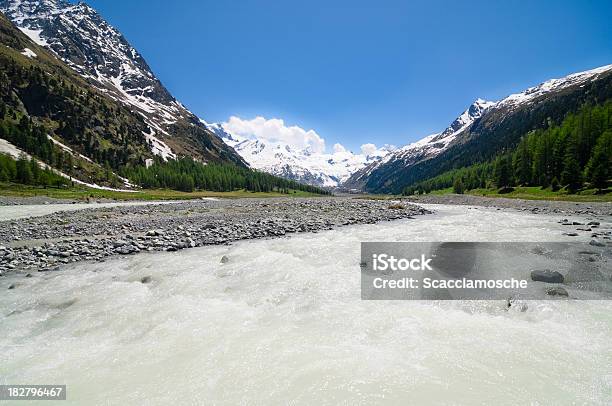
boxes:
[452,177,464,194]
[513,138,531,185]
[561,135,583,192]
[402,101,612,196]
[586,130,612,190]
[15,155,32,184]
[493,154,512,188]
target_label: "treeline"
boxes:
[0,112,76,173]
[403,102,612,195]
[0,153,69,186]
[0,56,151,172]
[122,157,332,195]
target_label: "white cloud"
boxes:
[221,115,391,164]
[223,116,326,153]
[360,143,378,156]
[333,143,347,153]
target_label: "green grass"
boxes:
[0,182,324,201]
[457,186,612,202]
[426,187,454,196]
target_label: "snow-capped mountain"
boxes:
[344,64,612,193]
[0,0,246,165]
[498,64,612,111]
[345,98,495,189]
[205,120,392,187]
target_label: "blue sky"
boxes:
[87,0,611,152]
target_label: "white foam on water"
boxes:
[1,205,611,405]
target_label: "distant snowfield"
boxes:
[1,205,610,404]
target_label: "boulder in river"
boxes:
[531,270,564,283]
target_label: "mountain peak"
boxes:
[1,0,247,166]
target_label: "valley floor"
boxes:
[0,197,428,275]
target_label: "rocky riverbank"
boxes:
[404,194,612,216]
[0,197,429,276]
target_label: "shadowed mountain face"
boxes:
[343,65,612,194]
[0,0,246,166]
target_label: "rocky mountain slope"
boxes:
[205,120,392,187]
[0,0,246,166]
[0,10,157,187]
[343,64,612,193]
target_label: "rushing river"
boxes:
[1,205,611,405]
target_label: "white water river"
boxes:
[1,205,611,405]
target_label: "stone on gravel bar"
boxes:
[546,287,569,297]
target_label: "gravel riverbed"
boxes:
[0,197,428,276]
[404,194,612,216]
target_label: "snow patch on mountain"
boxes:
[499,64,612,109]
[20,47,36,57]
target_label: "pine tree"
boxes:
[513,138,531,185]
[16,155,32,184]
[586,130,612,190]
[29,158,41,183]
[452,177,464,194]
[550,177,560,191]
[560,133,583,193]
[493,154,512,188]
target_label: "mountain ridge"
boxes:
[0,0,247,166]
[343,64,612,193]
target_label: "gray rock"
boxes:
[220,255,229,264]
[589,239,605,247]
[546,287,569,297]
[141,276,152,284]
[531,270,564,283]
[506,297,528,312]
[115,245,135,255]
